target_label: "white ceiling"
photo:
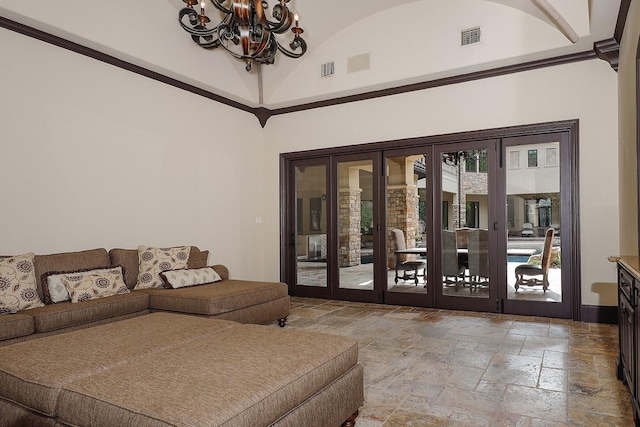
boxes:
[0,0,621,109]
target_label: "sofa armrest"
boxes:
[211,265,229,281]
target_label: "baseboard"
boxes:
[581,304,618,324]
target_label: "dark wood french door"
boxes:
[281,121,579,319]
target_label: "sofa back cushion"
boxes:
[33,249,110,302]
[109,247,209,289]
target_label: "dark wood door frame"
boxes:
[281,119,581,319]
[498,132,576,319]
[433,139,501,314]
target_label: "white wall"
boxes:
[264,59,619,307]
[0,21,621,308]
[618,3,640,256]
[0,28,266,280]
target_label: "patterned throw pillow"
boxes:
[160,267,222,289]
[0,253,44,314]
[43,266,123,304]
[135,246,191,290]
[60,268,129,303]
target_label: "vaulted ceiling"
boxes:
[0,0,621,109]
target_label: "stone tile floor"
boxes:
[286,297,634,426]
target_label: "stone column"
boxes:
[339,189,361,267]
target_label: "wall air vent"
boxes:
[321,62,335,78]
[461,27,481,46]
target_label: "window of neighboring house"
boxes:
[442,201,449,229]
[538,197,552,227]
[509,151,520,169]
[464,150,488,173]
[478,150,488,173]
[528,149,538,167]
[546,147,558,166]
[465,201,480,228]
[465,155,476,173]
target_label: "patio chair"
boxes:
[391,229,426,285]
[442,230,466,290]
[514,228,555,292]
[468,229,489,291]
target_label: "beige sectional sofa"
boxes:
[0,247,364,426]
[0,247,290,346]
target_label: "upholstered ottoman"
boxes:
[0,312,363,427]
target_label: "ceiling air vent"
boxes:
[461,27,481,46]
[321,62,335,78]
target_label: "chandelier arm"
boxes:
[252,1,289,34]
[179,8,217,38]
[261,7,293,34]
[209,0,233,14]
[178,7,200,27]
[276,35,307,59]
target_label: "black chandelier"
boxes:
[179,0,307,72]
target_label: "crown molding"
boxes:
[0,11,622,128]
[594,38,620,71]
[592,0,631,72]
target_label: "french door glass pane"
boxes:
[441,150,490,298]
[506,142,561,302]
[295,165,327,287]
[338,159,374,290]
[385,155,428,294]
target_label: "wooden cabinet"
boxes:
[617,259,640,426]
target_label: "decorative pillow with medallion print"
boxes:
[0,253,44,314]
[134,246,191,290]
[60,267,129,303]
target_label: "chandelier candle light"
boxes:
[179,0,307,72]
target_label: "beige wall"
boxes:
[0,28,267,280]
[618,4,640,256]
[1,21,622,308]
[265,59,619,307]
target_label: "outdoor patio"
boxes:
[296,237,562,304]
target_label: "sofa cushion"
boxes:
[0,253,44,313]
[109,247,209,289]
[141,279,288,316]
[28,292,149,333]
[60,267,129,303]
[0,313,238,417]
[56,324,359,427]
[34,249,111,301]
[0,312,34,341]
[43,266,125,304]
[160,267,222,289]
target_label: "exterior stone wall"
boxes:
[339,189,361,267]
